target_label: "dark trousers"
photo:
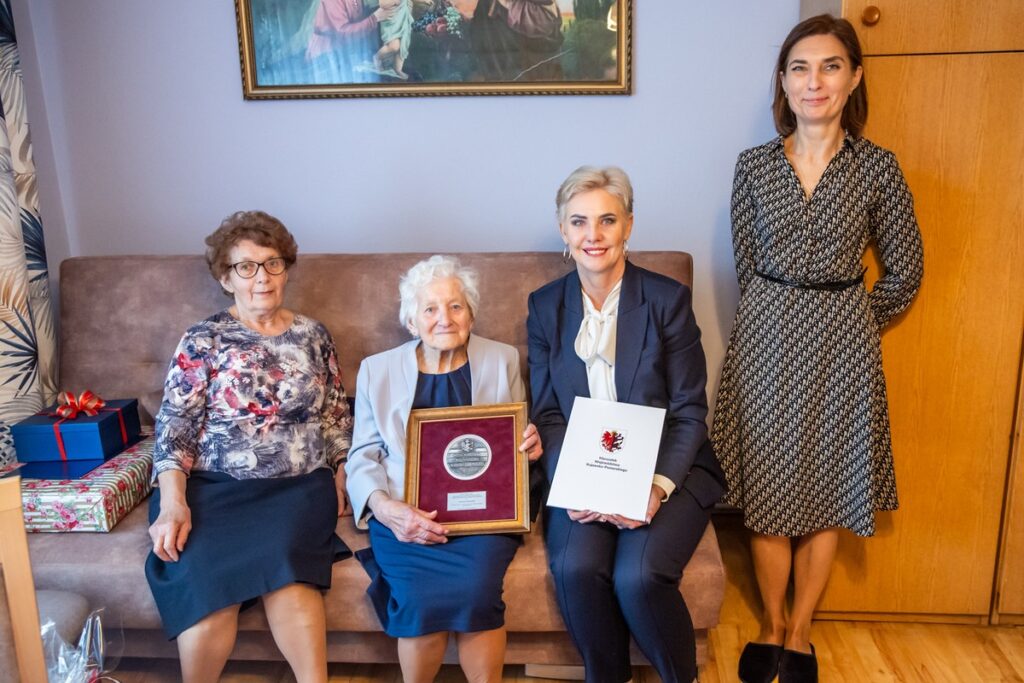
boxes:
[544,490,711,683]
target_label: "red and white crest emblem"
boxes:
[601,430,624,453]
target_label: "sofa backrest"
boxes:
[59,252,692,423]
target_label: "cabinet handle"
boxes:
[861,5,881,26]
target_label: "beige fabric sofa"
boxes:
[26,252,725,669]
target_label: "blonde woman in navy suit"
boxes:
[527,167,726,683]
[345,255,542,683]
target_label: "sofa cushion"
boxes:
[29,502,723,634]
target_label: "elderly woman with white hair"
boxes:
[345,255,542,683]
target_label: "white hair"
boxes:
[398,255,480,332]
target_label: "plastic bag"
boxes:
[41,608,123,683]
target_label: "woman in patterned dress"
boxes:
[712,15,924,683]
[145,211,352,683]
[345,255,543,683]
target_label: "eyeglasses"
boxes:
[229,258,287,278]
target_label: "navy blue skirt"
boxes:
[358,519,519,637]
[145,468,350,638]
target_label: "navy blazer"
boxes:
[527,262,725,508]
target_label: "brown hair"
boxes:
[204,210,298,283]
[772,14,867,138]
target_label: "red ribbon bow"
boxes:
[39,390,129,461]
[55,390,106,419]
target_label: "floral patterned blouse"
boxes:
[152,311,353,481]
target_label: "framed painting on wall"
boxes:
[234,0,631,98]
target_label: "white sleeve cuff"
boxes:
[652,474,676,502]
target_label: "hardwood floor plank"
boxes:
[111,622,1024,682]
[993,629,1024,675]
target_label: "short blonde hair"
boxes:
[555,166,634,223]
[398,255,481,332]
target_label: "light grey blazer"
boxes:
[345,334,526,527]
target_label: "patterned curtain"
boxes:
[0,0,57,465]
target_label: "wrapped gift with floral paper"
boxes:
[20,434,154,533]
[11,391,142,464]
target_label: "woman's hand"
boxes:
[369,491,448,545]
[520,423,543,463]
[644,484,665,522]
[149,470,192,562]
[335,467,350,517]
[576,484,667,529]
[567,509,603,524]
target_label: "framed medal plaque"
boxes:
[405,402,529,536]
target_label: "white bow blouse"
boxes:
[574,279,675,502]
[574,280,622,402]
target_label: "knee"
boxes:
[404,631,449,651]
[399,631,449,663]
[613,559,677,604]
[549,543,607,589]
[265,584,325,629]
[283,601,324,630]
[180,605,238,643]
[458,628,506,683]
[276,606,323,634]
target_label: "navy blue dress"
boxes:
[146,469,350,638]
[357,363,521,637]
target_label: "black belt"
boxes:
[754,268,866,291]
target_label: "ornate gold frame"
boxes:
[405,401,529,535]
[234,1,632,99]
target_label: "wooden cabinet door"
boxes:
[995,367,1024,624]
[816,52,1024,618]
[843,0,1024,54]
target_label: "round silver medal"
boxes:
[443,434,492,480]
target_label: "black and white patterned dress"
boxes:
[712,136,924,537]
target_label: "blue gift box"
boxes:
[11,398,142,463]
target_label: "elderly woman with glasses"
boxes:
[346,255,542,683]
[145,211,352,683]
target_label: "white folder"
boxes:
[546,397,666,520]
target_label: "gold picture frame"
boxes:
[405,401,529,535]
[234,0,632,99]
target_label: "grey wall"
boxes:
[800,0,841,19]
[12,0,799,402]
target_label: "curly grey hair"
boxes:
[398,255,480,333]
[555,165,634,223]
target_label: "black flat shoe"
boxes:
[778,643,817,683]
[738,641,784,683]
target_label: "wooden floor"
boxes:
[109,514,1024,682]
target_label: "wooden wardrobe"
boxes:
[803,0,1024,622]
